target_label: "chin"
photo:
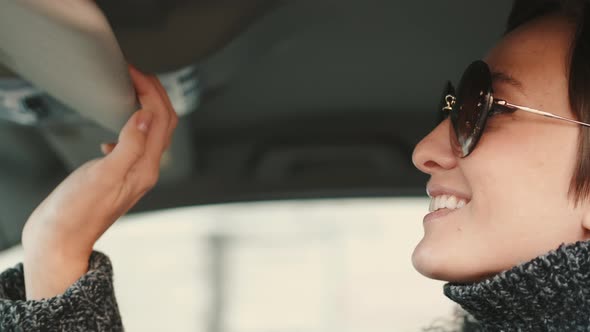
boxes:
[411,240,450,281]
[411,240,493,283]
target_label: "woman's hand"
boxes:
[21,66,178,300]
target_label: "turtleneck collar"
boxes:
[444,240,590,332]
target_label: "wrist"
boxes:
[23,247,91,300]
[22,220,93,264]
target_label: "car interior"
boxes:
[0,0,512,252]
[0,1,521,330]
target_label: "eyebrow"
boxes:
[491,71,526,94]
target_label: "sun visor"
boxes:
[0,0,138,133]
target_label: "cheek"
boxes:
[468,121,577,237]
[472,122,578,203]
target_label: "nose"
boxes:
[412,118,458,175]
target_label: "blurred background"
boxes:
[0,198,457,331]
[0,0,513,331]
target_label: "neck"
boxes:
[444,240,590,331]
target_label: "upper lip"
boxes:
[426,183,471,202]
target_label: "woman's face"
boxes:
[411,14,590,283]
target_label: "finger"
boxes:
[165,130,175,151]
[163,118,177,151]
[128,64,159,99]
[142,81,173,164]
[100,143,117,155]
[101,109,153,177]
[151,77,179,151]
[128,65,171,158]
[151,77,175,116]
[152,78,178,136]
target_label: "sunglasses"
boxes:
[440,60,590,158]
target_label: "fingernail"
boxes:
[137,111,153,133]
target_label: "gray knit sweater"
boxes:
[0,251,123,332]
[445,240,590,332]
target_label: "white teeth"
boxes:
[445,195,458,209]
[436,195,445,208]
[429,194,468,212]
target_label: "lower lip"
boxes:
[423,208,459,223]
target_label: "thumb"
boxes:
[102,110,153,176]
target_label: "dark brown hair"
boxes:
[506,0,590,207]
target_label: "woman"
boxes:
[0,0,588,331]
[413,0,590,330]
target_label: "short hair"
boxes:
[506,0,590,207]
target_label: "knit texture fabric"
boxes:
[0,251,123,332]
[444,240,590,332]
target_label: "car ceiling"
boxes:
[0,0,512,250]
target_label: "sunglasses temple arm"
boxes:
[495,100,590,128]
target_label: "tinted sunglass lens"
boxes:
[451,61,493,157]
